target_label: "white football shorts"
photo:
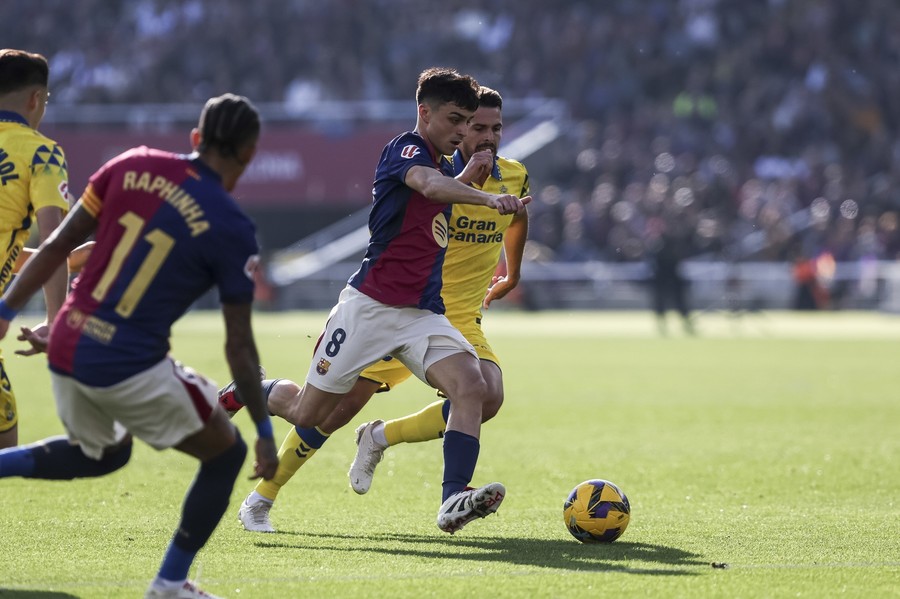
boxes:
[51,357,219,460]
[306,286,477,394]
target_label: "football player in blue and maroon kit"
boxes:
[252,68,530,535]
[0,93,278,599]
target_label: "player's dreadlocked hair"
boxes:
[0,49,49,95]
[416,67,479,112]
[197,93,260,162]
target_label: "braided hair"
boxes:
[196,93,260,163]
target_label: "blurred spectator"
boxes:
[3,0,900,264]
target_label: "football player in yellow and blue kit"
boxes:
[224,85,531,532]
[0,49,69,448]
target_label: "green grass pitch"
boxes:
[2,310,899,598]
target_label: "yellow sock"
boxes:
[255,426,329,501]
[383,400,448,446]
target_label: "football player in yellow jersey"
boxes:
[223,85,530,532]
[0,49,69,448]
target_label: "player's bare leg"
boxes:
[425,352,487,438]
[0,425,17,450]
[425,352,505,533]
[352,359,505,495]
[241,379,380,532]
[266,381,346,429]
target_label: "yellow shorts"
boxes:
[359,317,499,391]
[0,357,17,433]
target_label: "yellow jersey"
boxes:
[0,110,69,292]
[442,150,529,327]
[359,150,529,388]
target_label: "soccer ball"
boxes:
[563,479,630,543]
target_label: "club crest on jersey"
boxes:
[244,254,261,281]
[58,180,69,202]
[316,358,331,375]
[400,144,421,159]
[432,213,449,248]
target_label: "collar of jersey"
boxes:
[187,152,223,183]
[450,148,501,181]
[0,110,28,126]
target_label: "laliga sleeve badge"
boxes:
[316,358,331,375]
[400,144,421,159]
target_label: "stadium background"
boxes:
[4,0,900,311]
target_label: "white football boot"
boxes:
[348,420,386,494]
[145,579,223,599]
[238,496,275,533]
[436,482,506,534]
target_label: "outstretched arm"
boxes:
[406,164,530,215]
[484,207,529,309]
[0,204,96,341]
[12,239,97,356]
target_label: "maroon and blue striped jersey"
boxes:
[48,147,258,386]
[348,131,453,313]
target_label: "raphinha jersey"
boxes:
[48,147,259,387]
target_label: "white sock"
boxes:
[371,422,388,448]
[247,491,273,505]
[150,576,184,591]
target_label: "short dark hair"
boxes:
[0,49,49,95]
[197,93,261,160]
[416,67,479,112]
[477,86,503,110]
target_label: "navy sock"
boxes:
[441,399,451,423]
[295,426,329,449]
[159,433,247,581]
[442,430,480,502]
[0,444,37,477]
[0,436,130,480]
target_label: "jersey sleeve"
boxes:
[381,133,437,184]
[78,150,133,217]
[29,141,69,213]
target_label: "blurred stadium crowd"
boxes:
[4,0,900,264]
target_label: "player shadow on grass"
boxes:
[255,532,706,575]
[0,591,80,598]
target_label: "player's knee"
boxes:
[289,398,322,429]
[265,381,297,419]
[226,432,248,474]
[100,438,133,473]
[482,393,503,422]
[204,431,247,478]
[288,385,339,429]
[448,373,490,405]
[292,411,321,430]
